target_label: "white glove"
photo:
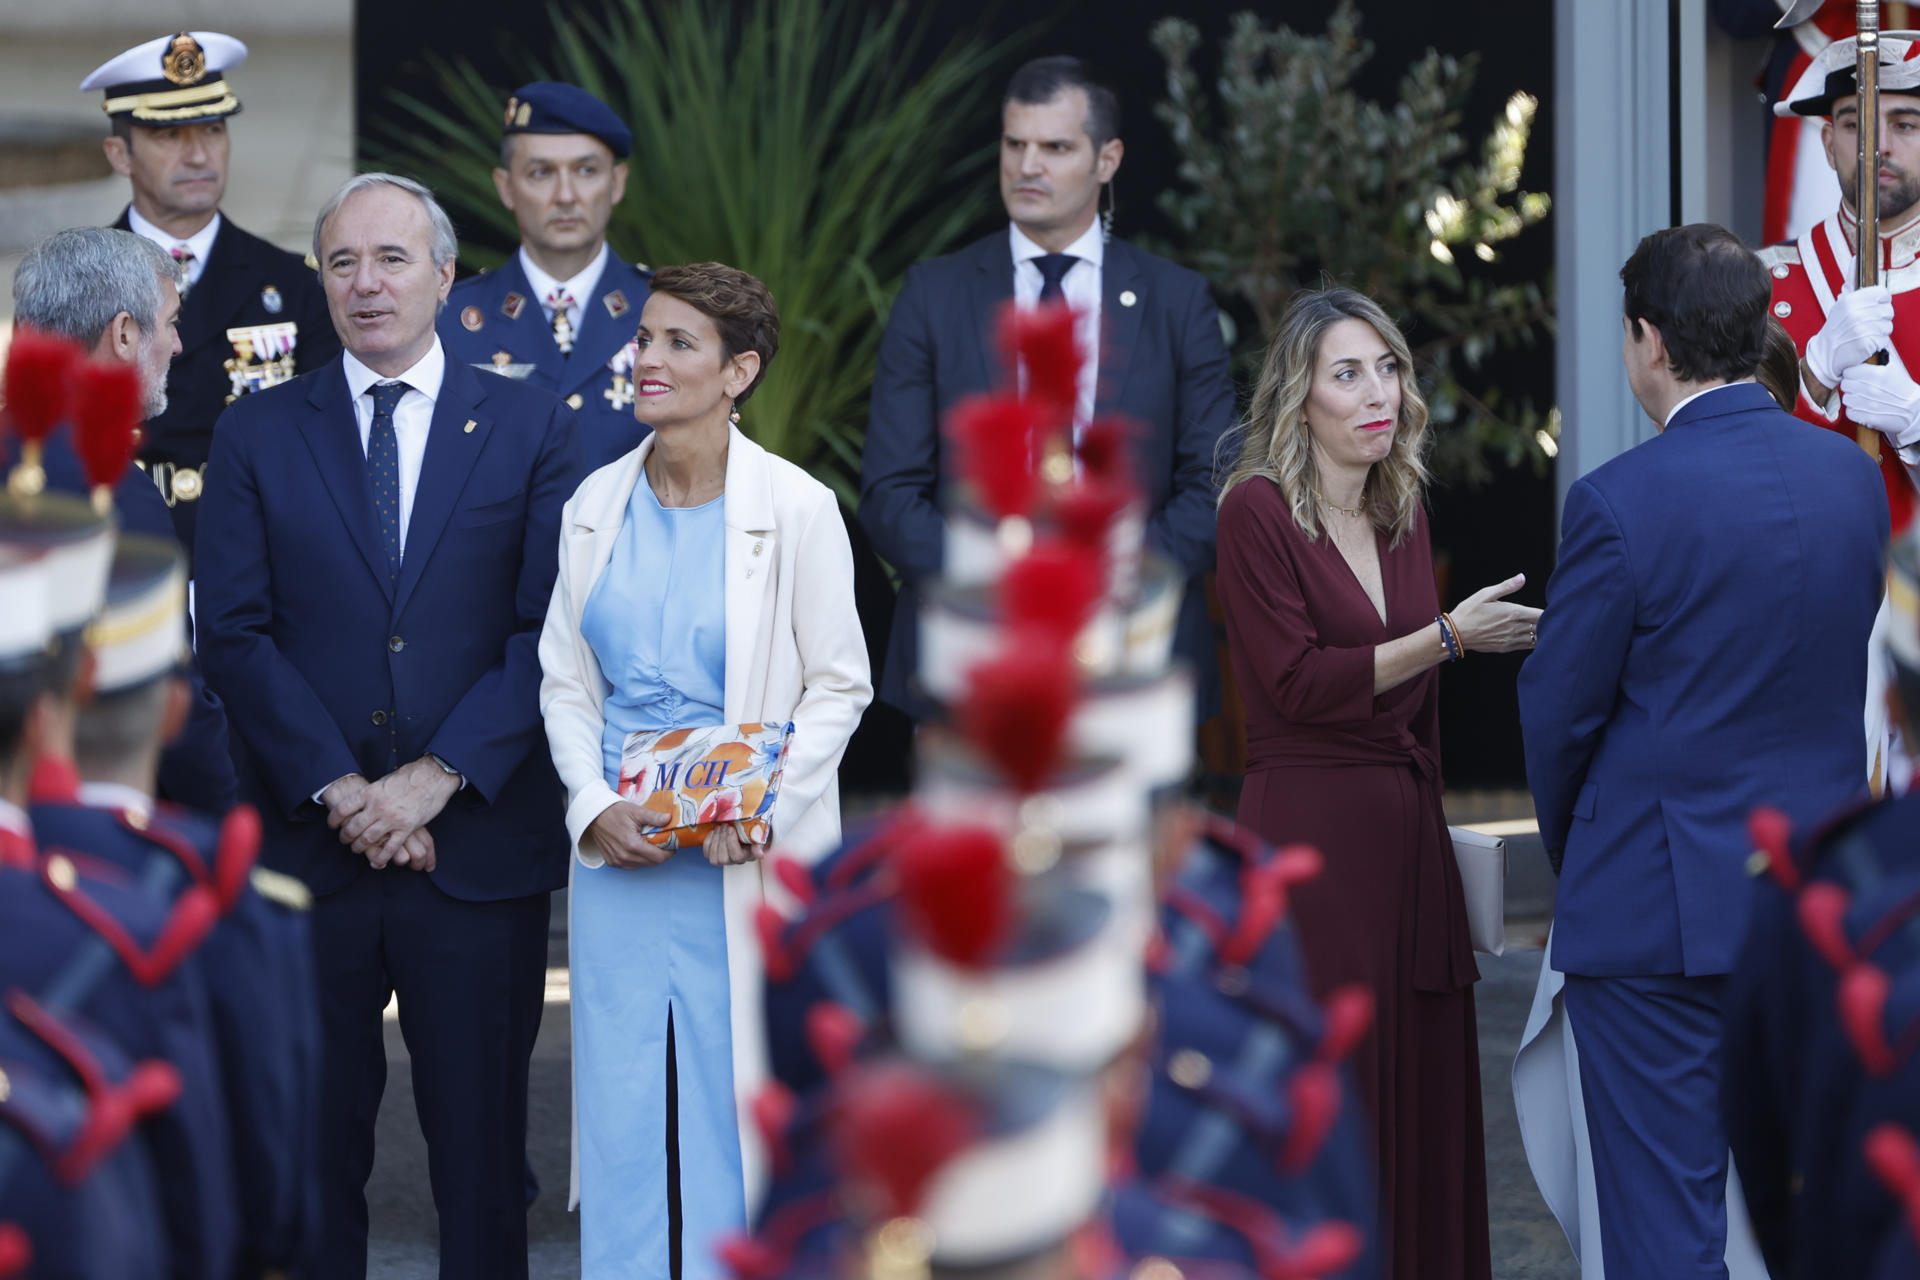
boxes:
[1840,359,1920,448]
[1807,285,1895,389]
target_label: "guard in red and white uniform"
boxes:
[1763,30,1920,534]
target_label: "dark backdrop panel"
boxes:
[356,0,1558,791]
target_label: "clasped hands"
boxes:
[585,800,767,871]
[1809,286,1920,448]
[322,757,462,872]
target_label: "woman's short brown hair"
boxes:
[648,262,780,405]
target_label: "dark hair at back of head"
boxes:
[1620,223,1769,384]
[1005,56,1120,149]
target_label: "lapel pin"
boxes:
[462,306,484,331]
[463,420,476,434]
[501,292,526,321]
[260,285,284,314]
[604,290,629,319]
[1119,290,1138,308]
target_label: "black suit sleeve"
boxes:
[859,265,947,585]
[1146,273,1234,578]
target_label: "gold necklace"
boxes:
[1315,489,1366,517]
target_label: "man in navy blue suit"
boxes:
[859,56,1234,723]
[437,81,652,472]
[195,172,583,1279]
[1519,222,1888,1276]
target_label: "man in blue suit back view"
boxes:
[1519,222,1888,1276]
[194,173,584,1279]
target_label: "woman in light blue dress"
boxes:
[538,263,873,1279]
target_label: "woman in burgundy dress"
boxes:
[1215,288,1539,1280]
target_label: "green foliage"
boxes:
[1151,1,1556,486]
[371,0,1018,503]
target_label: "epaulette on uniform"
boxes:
[247,866,311,912]
[1757,242,1803,271]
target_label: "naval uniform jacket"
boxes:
[112,208,337,558]
[438,250,653,472]
[1761,205,1920,528]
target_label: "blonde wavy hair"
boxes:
[1217,288,1430,547]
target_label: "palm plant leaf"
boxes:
[372,0,1023,494]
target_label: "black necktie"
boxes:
[367,381,408,579]
[1035,253,1077,306]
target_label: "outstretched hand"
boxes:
[1450,573,1542,654]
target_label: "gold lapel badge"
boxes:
[463,420,477,434]
[462,306,484,332]
[501,292,526,321]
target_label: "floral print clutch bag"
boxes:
[616,721,794,850]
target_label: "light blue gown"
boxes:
[575,477,742,1279]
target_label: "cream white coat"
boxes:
[538,425,872,1212]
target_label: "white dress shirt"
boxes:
[520,243,608,334]
[1010,219,1104,437]
[129,207,220,293]
[1663,379,1754,430]
[342,339,445,554]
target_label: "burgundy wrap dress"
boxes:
[1215,477,1491,1280]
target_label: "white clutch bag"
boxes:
[1448,825,1508,957]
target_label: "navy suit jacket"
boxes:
[194,353,585,902]
[1519,383,1888,977]
[438,251,653,472]
[858,231,1234,715]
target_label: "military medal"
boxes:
[501,292,526,321]
[605,376,635,411]
[260,285,283,315]
[606,338,638,410]
[462,306,484,332]
[604,290,629,320]
[223,321,300,401]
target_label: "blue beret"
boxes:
[502,81,632,159]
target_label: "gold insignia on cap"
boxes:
[604,290,629,319]
[504,96,519,128]
[501,292,526,321]
[462,306,484,332]
[516,102,532,128]
[162,33,207,87]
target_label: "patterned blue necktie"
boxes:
[1034,252,1077,306]
[367,380,408,579]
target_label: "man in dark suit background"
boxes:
[195,172,583,1279]
[81,30,338,556]
[859,55,1235,722]
[1518,223,1888,1275]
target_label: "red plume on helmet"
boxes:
[894,820,1015,969]
[831,1061,979,1219]
[999,539,1102,643]
[957,640,1078,793]
[948,394,1048,520]
[1,327,80,445]
[997,300,1083,419]
[70,360,145,513]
